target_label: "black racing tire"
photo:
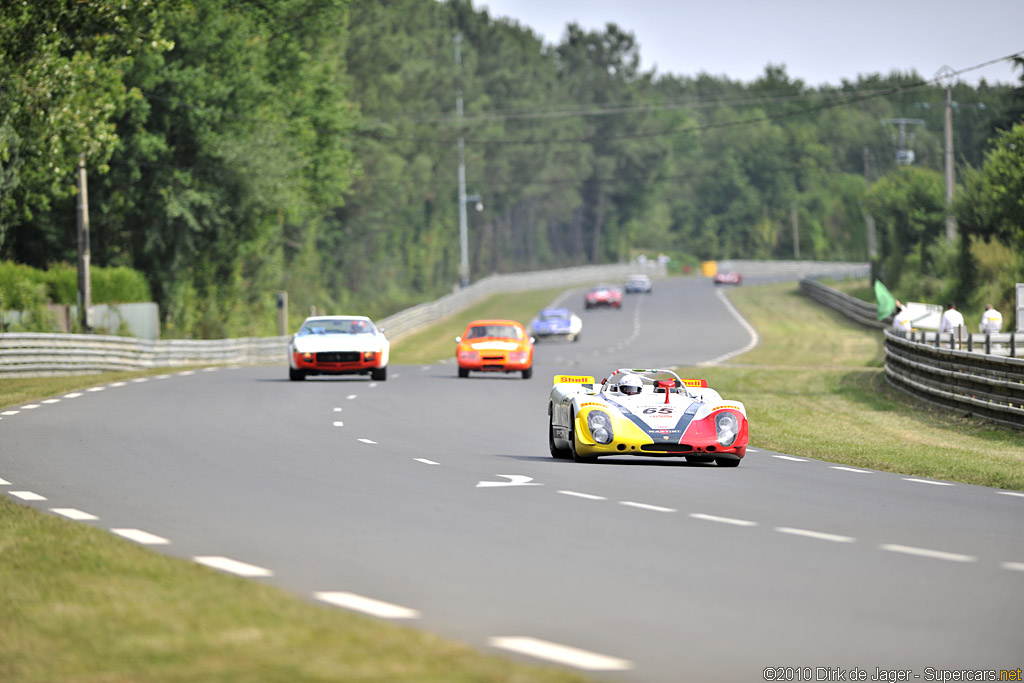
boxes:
[715,457,741,467]
[289,367,306,381]
[458,367,470,378]
[371,366,387,381]
[522,366,532,379]
[548,404,572,459]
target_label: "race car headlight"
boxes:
[508,351,528,363]
[715,411,740,447]
[587,410,614,445]
[458,350,479,362]
[362,351,376,361]
[301,352,314,362]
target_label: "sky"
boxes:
[478,0,1024,87]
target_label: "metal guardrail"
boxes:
[799,277,1024,429]
[0,262,663,377]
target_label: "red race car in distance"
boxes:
[584,284,623,309]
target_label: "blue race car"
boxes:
[529,307,583,342]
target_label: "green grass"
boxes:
[2,278,1022,682]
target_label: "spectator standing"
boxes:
[979,304,1003,334]
[938,302,965,335]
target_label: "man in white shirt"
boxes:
[938,302,964,335]
[979,304,1002,334]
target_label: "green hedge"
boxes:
[0,261,151,309]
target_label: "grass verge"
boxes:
[2,278,1021,682]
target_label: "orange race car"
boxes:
[455,319,534,379]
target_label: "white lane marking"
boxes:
[202,367,218,372]
[697,288,760,366]
[64,392,83,398]
[358,438,377,445]
[1,410,18,416]
[21,404,40,409]
[488,637,632,671]
[773,455,806,462]
[367,382,378,389]
[391,374,400,379]
[42,398,61,404]
[746,447,760,452]
[880,544,976,563]
[903,478,954,487]
[109,382,127,387]
[9,491,46,501]
[194,556,273,577]
[620,501,675,513]
[832,466,872,473]
[154,374,170,379]
[421,366,432,371]
[690,513,757,527]
[558,490,607,501]
[131,378,149,383]
[997,491,1024,498]
[0,477,10,485]
[176,371,195,376]
[314,591,420,619]
[775,527,856,543]
[51,508,98,520]
[333,407,342,412]
[112,528,170,545]
[333,421,344,427]
[414,458,439,465]
[1002,562,1024,572]
[347,394,357,400]
[477,475,541,488]
[86,387,105,392]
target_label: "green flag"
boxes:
[874,280,896,321]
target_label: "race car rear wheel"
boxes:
[371,366,387,381]
[289,367,306,381]
[548,404,571,459]
[522,366,532,379]
[458,367,469,378]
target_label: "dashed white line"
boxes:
[51,508,98,520]
[333,407,342,412]
[194,556,273,577]
[64,392,83,398]
[903,478,954,487]
[176,371,195,376]
[112,528,170,545]
[202,367,218,372]
[880,544,976,563]
[773,455,806,462]
[775,527,856,543]
[314,591,420,619]
[421,366,432,371]
[109,382,127,387]
[131,378,149,383]
[41,398,60,404]
[558,490,607,501]
[21,404,40,409]
[997,491,1024,498]
[620,501,676,513]
[153,374,170,379]
[831,466,871,473]
[367,382,378,389]
[1002,562,1024,572]
[690,513,757,527]
[0,477,10,485]
[358,438,377,444]
[488,637,632,671]
[347,394,357,400]
[9,491,46,501]
[333,421,344,427]
[746,447,760,453]
[1,410,18,416]
[414,458,439,465]
[86,387,105,392]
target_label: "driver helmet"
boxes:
[619,374,643,396]
[351,320,367,332]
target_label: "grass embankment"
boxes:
[2,280,1022,682]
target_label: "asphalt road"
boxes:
[2,276,1022,682]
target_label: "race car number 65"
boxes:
[764,667,813,681]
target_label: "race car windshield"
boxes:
[467,325,521,339]
[300,320,375,335]
[540,312,567,321]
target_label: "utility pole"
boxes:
[76,153,92,332]
[939,66,957,243]
[880,118,925,165]
[455,32,469,288]
[791,200,800,259]
[863,147,877,259]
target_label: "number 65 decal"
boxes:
[642,407,674,415]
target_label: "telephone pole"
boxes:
[76,153,92,332]
[938,66,957,243]
[455,32,469,288]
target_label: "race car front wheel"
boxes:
[569,410,597,463]
[548,404,571,459]
[289,367,306,381]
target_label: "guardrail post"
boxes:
[985,334,991,355]
[967,334,973,353]
[1012,334,1016,358]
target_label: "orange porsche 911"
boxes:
[455,319,534,379]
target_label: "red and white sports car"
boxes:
[288,315,389,381]
[714,271,743,285]
[584,284,623,309]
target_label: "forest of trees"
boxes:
[2,0,1022,336]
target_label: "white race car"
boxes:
[548,368,749,466]
[288,315,389,381]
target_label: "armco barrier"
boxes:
[800,277,1024,429]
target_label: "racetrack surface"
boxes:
[2,276,1022,682]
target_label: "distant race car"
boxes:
[288,315,389,381]
[584,284,623,309]
[624,274,652,293]
[456,319,534,379]
[548,368,748,466]
[714,271,743,285]
[529,307,583,342]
